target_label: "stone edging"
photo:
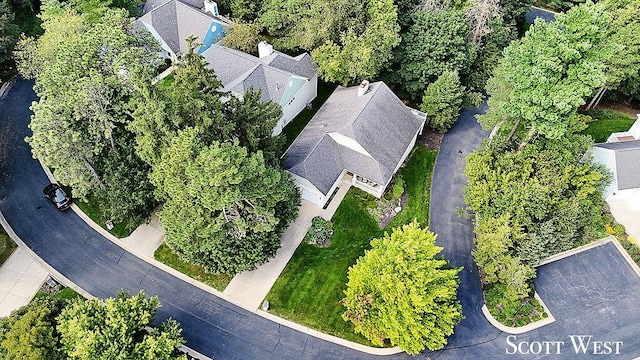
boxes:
[31,162,405,356]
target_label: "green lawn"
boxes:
[265,146,437,345]
[74,196,141,238]
[0,225,17,268]
[282,81,336,149]
[154,243,232,291]
[581,109,636,143]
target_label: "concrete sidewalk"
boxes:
[608,198,640,241]
[0,248,48,317]
[120,212,165,258]
[223,180,352,309]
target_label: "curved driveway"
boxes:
[1,79,640,359]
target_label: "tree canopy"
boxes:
[57,291,186,360]
[479,2,613,140]
[310,0,400,85]
[0,1,19,63]
[342,221,463,354]
[150,128,298,274]
[0,298,66,360]
[391,9,474,98]
[421,70,465,132]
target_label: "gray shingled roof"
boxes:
[284,82,426,195]
[138,0,214,55]
[595,140,640,190]
[264,53,317,79]
[201,45,313,104]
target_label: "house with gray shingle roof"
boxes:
[137,0,228,62]
[284,81,426,207]
[593,138,640,208]
[137,0,318,135]
[201,42,318,135]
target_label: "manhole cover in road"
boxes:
[35,204,42,210]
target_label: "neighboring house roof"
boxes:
[138,0,225,56]
[201,44,317,105]
[284,82,426,195]
[594,140,640,191]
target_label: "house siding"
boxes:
[593,147,617,198]
[273,75,318,136]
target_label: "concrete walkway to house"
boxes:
[608,198,640,241]
[0,248,48,317]
[119,212,165,258]
[223,179,352,309]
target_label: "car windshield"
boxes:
[54,189,66,203]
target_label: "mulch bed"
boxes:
[417,128,444,150]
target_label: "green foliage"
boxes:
[221,21,261,55]
[260,0,365,51]
[154,243,232,291]
[17,8,159,202]
[130,37,225,165]
[0,297,67,360]
[311,0,400,85]
[421,70,465,132]
[305,216,334,246]
[465,17,517,92]
[0,225,16,267]
[391,178,404,198]
[342,221,463,354]
[392,9,474,98]
[0,1,19,63]
[485,284,547,326]
[266,146,436,345]
[57,291,186,360]
[230,0,262,21]
[131,39,284,165]
[465,134,610,264]
[95,132,157,226]
[602,0,640,98]
[151,128,299,274]
[479,2,614,140]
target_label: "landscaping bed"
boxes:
[265,146,437,345]
[154,243,232,291]
[484,285,548,327]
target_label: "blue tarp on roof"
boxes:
[198,20,226,54]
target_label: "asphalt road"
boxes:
[526,7,557,24]
[2,78,640,359]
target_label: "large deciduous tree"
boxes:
[17,8,159,200]
[0,1,19,63]
[150,128,299,274]
[310,0,400,85]
[260,0,364,51]
[479,2,613,141]
[342,221,463,354]
[391,9,474,98]
[0,298,66,360]
[57,291,186,360]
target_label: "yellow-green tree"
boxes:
[342,221,463,354]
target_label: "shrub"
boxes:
[612,223,626,237]
[305,216,334,246]
[392,178,405,198]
